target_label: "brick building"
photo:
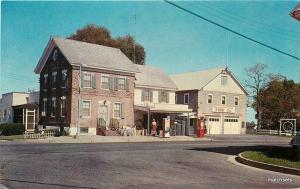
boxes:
[34,37,139,135]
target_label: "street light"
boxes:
[290,3,300,21]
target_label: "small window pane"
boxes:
[82,101,91,117]
[118,78,126,90]
[114,103,121,118]
[207,95,212,104]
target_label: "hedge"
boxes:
[0,123,25,136]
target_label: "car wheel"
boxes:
[292,145,298,150]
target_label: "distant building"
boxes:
[0,92,39,131]
[170,67,248,135]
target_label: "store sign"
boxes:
[213,106,235,113]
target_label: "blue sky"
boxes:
[1,1,300,122]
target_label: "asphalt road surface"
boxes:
[0,135,299,189]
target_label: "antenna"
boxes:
[226,31,229,68]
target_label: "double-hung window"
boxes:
[43,74,48,89]
[234,96,239,106]
[207,94,213,104]
[83,73,92,88]
[118,77,126,91]
[221,75,228,85]
[221,95,226,105]
[51,97,56,117]
[114,103,125,119]
[158,91,169,103]
[142,89,153,102]
[52,72,57,89]
[61,70,67,88]
[42,98,47,116]
[81,100,91,118]
[101,75,110,90]
[61,96,66,117]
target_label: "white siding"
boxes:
[134,88,176,106]
[203,74,245,95]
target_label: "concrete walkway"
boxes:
[25,135,210,143]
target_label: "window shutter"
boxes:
[125,78,129,92]
[109,76,113,90]
[80,73,84,88]
[158,92,161,103]
[166,92,169,103]
[141,90,145,101]
[150,91,153,102]
[92,74,96,89]
[114,77,119,91]
[121,103,125,119]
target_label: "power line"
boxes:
[193,2,300,43]
[165,0,300,62]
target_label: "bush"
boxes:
[0,123,25,136]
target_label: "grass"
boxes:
[0,135,25,141]
[242,147,300,169]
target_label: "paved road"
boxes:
[0,135,299,189]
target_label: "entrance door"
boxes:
[99,105,108,127]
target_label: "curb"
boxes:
[235,153,300,176]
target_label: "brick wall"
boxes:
[70,68,135,135]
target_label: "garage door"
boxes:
[206,117,221,134]
[224,118,240,134]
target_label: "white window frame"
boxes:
[61,69,67,88]
[207,94,213,104]
[158,91,169,103]
[101,74,110,90]
[221,95,226,105]
[60,96,66,117]
[81,100,91,118]
[142,89,153,102]
[113,102,122,119]
[118,76,126,91]
[234,96,239,106]
[184,93,189,104]
[82,72,93,88]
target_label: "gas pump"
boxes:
[197,117,205,137]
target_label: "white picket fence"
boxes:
[24,131,54,139]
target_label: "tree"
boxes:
[68,24,146,65]
[245,63,268,130]
[260,76,300,130]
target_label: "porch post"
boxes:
[33,109,36,130]
[147,109,150,135]
[25,108,28,131]
[187,112,190,136]
[22,108,25,124]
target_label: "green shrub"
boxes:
[0,123,25,136]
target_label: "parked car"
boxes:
[290,133,300,149]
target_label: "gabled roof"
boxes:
[170,67,248,95]
[34,37,140,74]
[135,65,178,90]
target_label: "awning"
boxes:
[135,103,192,114]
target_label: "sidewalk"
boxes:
[25,135,211,144]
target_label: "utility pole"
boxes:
[76,65,82,137]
